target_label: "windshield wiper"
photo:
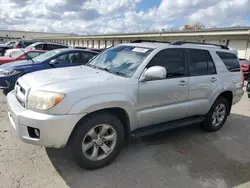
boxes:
[86,64,98,69]
[19,48,36,64]
[98,67,128,77]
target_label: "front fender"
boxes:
[68,93,138,131]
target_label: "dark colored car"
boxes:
[0,50,46,65]
[247,81,250,98]
[26,42,69,51]
[15,40,45,49]
[0,48,99,94]
[239,58,250,80]
[74,46,103,53]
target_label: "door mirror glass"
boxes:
[142,66,167,81]
[49,59,58,65]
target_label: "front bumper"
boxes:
[7,91,85,148]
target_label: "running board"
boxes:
[131,116,205,138]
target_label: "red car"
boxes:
[239,58,250,80]
[0,49,46,65]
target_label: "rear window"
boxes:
[216,51,240,72]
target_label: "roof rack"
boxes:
[170,40,230,50]
[131,40,170,44]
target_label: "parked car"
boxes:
[5,42,68,57]
[0,41,16,47]
[4,40,44,57]
[0,48,98,93]
[247,80,250,98]
[74,46,103,53]
[0,41,17,56]
[15,40,45,49]
[239,58,250,80]
[0,49,46,65]
[6,41,244,170]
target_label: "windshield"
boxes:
[32,50,60,62]
[87,45,153,77]
[11,50,25,59]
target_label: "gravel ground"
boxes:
[1,91,250,188]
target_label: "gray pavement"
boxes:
[1,91,250,188]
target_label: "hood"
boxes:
[21,65,126,92]
[0,60,34,70]
[0,57,14,64]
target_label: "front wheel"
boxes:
[69,112,125,170]
[202,97,230,132]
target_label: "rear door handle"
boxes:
[179,80,188,86]
[210,77,217,82]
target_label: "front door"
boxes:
[138,48,189,128]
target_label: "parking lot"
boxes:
[0,90,250,188]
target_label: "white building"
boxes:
[0,30,72,42]
[36,27,250,60]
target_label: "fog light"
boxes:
[27,127,40,139]
[34,129,40,137]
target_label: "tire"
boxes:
[69,112,125,170]
[248,94,250,99]
[202,97,230,132]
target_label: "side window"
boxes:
[147,49,185,78]
[34,44,43,50]
[189,49,216,76]
[207,52,216,74]
[47,44,67,50]
[54,52,80,64]
[79,52,96,64]
[216,51,240,72]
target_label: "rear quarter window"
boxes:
[216,51,240,72]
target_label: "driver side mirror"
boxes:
[140,66,167,82]
[49,59,58,65]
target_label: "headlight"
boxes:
[28,90,65,111]
[0,70,21,76]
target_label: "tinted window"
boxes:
[147,49,185,78]
[34,44,43,50]
[189,49,216,76]
[47,44,67,50]
[207,53,216,74]
[53,52,94,64]
[23,41,35,47]
[79,52,96,64]
[216,51,240,72]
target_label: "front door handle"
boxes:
[179,80,188,86]
[210,77,217,82]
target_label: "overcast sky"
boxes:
[0,0,249,34]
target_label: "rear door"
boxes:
[187,49,219,116]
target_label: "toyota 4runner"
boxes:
[7,40,244,169]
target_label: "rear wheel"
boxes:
[248,94,250,99]
[202,97,230,132]
[69,112,125,170]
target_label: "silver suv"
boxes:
[7,40,244,169]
